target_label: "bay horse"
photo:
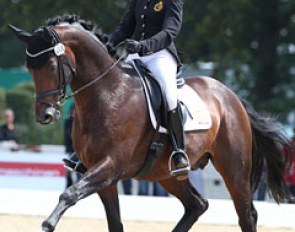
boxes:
[10,15,292,232]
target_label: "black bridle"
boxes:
[28,26,125,108]
[26,27,76,108]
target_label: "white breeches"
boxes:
[126,49,178,111]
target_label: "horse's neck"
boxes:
[67,30,113,102]
[67,28,136,123]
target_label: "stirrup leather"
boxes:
[168,150,191,176]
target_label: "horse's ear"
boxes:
[8,24,32,44]
[42,27,54,44]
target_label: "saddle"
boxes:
[122,59,185,132]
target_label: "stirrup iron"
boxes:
[168,150,191,176]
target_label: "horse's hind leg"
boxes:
[160,178,209,232]
[213,136,257,231]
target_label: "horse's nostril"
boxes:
[44,113,54,122]
[43,107,60,124]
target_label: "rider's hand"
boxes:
[125,40,142,54]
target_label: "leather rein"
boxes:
[27,27,124,108]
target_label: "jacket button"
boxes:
[141,14,145,19]
[142,24,145,28]
[144,6,147,10]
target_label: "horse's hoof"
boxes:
[41,221,55,232]
[40,228,50,232]
[40,228,53,232]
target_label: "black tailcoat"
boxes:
[111,0,183,69]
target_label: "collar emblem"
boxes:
[154,1,163,12]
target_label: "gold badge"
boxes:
[154,1,163,12]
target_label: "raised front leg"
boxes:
[99,185,124,232]
[41,158,120,232]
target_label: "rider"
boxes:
[110,0,190,178]
[64,0,190,179]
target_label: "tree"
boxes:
[177,0,295,116]
[1,0,295,116]
[0,0,126,67]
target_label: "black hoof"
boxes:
[41,221,55,232]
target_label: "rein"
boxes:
[28,27,125,107]
[63,53,125,102]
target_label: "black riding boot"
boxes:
[168,103,190,180]
[62,152,87,174]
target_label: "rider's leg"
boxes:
[167,102,190,178]
[143,50,190,179]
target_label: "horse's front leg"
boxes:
[99,185,124,232]
[41,157,120,232]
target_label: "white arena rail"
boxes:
[0,145,294,228]
[0,188,294,229]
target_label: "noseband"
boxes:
[28,27,125,108]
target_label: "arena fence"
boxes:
[0,188,294,229]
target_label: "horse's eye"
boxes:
[49,63,58,74]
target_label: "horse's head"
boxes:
[9,24,76,124]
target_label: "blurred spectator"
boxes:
[256,168,267,201]
[122,179,132,195]
[138,181,149,195]
[153,182,168,196]
[251,161,268,201]
[138,181,168,196]
[64,105,81,188]
[188,169,204,196]
[0,108,20,151]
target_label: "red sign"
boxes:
[0,162,66,177]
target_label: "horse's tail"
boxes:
[242,100,293,203]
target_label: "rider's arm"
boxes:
[139,0,183,56]
[109,0,137,46]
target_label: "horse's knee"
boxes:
[59,187,78,206]
[185,198,209,218]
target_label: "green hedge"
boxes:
[6,88,34,124]
[5,83,63,145]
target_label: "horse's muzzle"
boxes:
[40,107,61,124]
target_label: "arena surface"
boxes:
[1,215,294,232]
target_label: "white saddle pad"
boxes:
[178,85,212,131]
[144,82,212,134]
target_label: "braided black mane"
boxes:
[46,14,117,56]
[27,14,117,69]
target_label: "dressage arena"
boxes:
[1,189,294,232]
[1,215,294,232]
